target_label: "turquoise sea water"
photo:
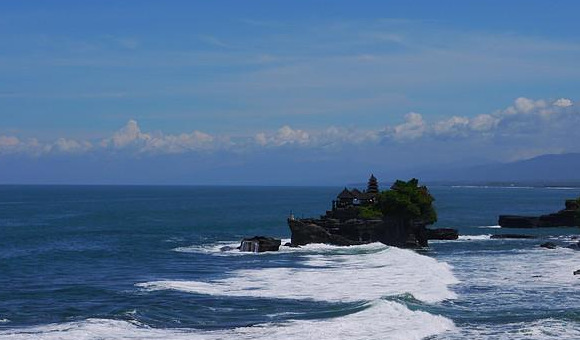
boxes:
[0,185,579,339]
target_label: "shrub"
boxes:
[377,178,437,224]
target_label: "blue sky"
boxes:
[1,1,580,184]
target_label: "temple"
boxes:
[287,175,457,248]
[327,174,380,221]
[334,174,379,209]
[287,174,385,246]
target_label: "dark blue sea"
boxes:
[0,185,579,339]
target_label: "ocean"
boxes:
[0,185,579,339]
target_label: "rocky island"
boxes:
[287,175,458,248]
[499,197,580,228]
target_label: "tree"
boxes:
[377,178,437,224]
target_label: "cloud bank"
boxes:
[0,97,577,163]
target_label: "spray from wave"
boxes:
[0,300,455,340]
[143,244,458,303]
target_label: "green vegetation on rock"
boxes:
[358,205,383,219]
[355,178,437,224]
[378,178,437,224]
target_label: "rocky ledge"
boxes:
[426,228,459,240]
[499,198,580,228]
[239,236,281,253]
[288,217,458,248]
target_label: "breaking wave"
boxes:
[3,243,460,339]
[144,243,458,303]
[0,300,455,340]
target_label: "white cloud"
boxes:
[255,132,268,146]
[277,125,310,145]
[0,96,578,160]
[516,97,546,113]
[256,125,310,147]
[101,120,219,154]
[143,131,215,154]
[469,114,498,132]
[102,119,151,148]
[47,138,92,154]
[373,96,578,142]
[391,112,426,141]
[433,116,470,137]
[0,136,36,155]
[254,125,380,148]
[318,126,380,145]
[553,98,573,107]
[0,136,20,148]
[503,97,547,115]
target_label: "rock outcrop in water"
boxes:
[499,198,580,228]
[568,241,580,250]
[288,176,453,248]
[425,228,459,240]
[288,218,377,246]
[540,242,558,249]
[239,236,281,252]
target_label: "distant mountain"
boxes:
[424,153,580,186]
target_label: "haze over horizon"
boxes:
[1,1,580,185]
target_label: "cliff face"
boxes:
[288,218,382,246]
[376,217,429,248]
[288,216,442,248]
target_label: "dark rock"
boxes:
[490,234,537,239]
[289,215,432,248]
[499,198,580,228]
[565,200,580,210]
[574,269,580,275]
[540,242,558,249]
[287,176,436,248]
[239,236,281,252]
[288,219,367,246]
[538,210,577,227]
[283,242,300,248]
[567,241,580,250]
[571,236,579,240]
[498,215,540,228]
[376,217,429,248]
[426,228,459,240]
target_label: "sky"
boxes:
[1,0,580,185]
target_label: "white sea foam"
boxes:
[0,318,10,323]
[439,244,580,328]
[140,245,458,303]
[174,239,296,255]
[457,234,492,241]
[430,234,493,243]
[477,225,501,229]
[463,247,580,289]
[173,241,241,254]
[436,318,580,340]
[0,300,455,340]
[173,239,388,256]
